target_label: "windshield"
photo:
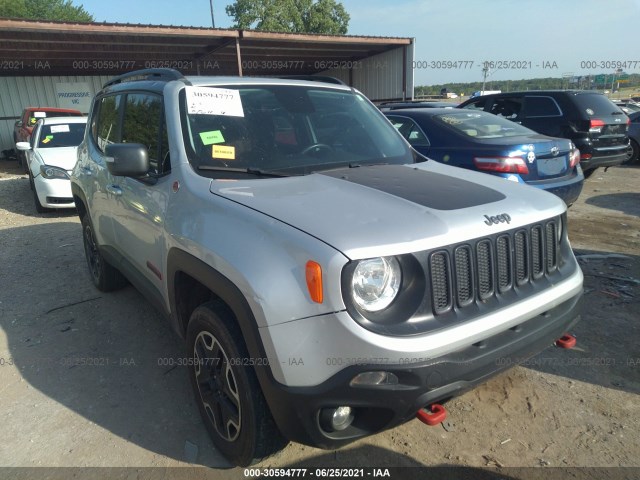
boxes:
[573,93,625,117]
[180,84,415,176]
[433,111,534,139]
[37,123,86,148]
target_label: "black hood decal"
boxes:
[319,164,506,211]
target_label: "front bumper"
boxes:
[260,290,581,449]
[33,175,75,209]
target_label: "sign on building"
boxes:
[55,82,93,112]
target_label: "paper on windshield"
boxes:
[186,87,244,117]
[199,130,225,145]
[212,145,236,160]
[50,124,70,133]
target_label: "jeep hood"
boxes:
[209,161,566,259]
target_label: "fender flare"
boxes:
[166,248,266,362]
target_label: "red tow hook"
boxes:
[416,403,447,426]
[556,333,577,349]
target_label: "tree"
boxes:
[226,0,350,35]
[0,0,94,22]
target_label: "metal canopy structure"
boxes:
[0,18,412,78]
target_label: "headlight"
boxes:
[351,256,401,312]
[40,165,70,180]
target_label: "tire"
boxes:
[625,139,639,165]
[30,174,50,213]
[186,301,287,466]
[583,167,598,179]
[80,213,127,291]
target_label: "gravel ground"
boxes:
[0,160,638,480]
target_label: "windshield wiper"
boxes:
[198,166,291,177]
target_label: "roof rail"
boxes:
[103,68,187,88]
[277,75,346,85]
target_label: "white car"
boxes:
[16,116,86,212]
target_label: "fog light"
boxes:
[320,406,354,432]
[332,406,353,431]
[350,371,399,387]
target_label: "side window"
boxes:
[95,95,122,152]
[490,98,523,120]
[462,99,488,111]
[387,116,430,146]
[525,96,562,117]
[121,93,167,175]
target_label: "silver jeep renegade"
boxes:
[71,69,583,466]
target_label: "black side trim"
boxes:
[70,182,87,218]
[165,249,275,375]
[319,164,505,210]
[100,245,170,320]
[165,249,298,433]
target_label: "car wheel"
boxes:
[186,301,287,466]
[626,139,639,165]
[80,213,127,291]
[30,174,50,213]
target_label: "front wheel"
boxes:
[186,302,286,466]
[30,174,50,213]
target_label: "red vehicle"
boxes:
[14,107,83,171]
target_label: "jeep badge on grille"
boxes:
[484,214,512,226]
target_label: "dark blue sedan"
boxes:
[385,109,584,206]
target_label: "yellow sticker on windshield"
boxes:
[200,130,225,145]
[212,145,236,160]
[42,137,51,144]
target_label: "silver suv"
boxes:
[71,69,583,466]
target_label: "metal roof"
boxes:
[0,18,412,77]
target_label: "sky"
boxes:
[77,0,640,86]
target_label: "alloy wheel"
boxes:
[193,331,241,442]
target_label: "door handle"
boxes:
[106,185,123,196]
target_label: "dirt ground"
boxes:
[0,160,638,479]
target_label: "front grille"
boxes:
[496,235,512,292]
[431,252,451,314]
[428,218,561,314]
[454,246,473,307]
[514,230,528,285]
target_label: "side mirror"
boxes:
[16,142,31,151]
[15,120,23,128]
[105,144,149,177]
